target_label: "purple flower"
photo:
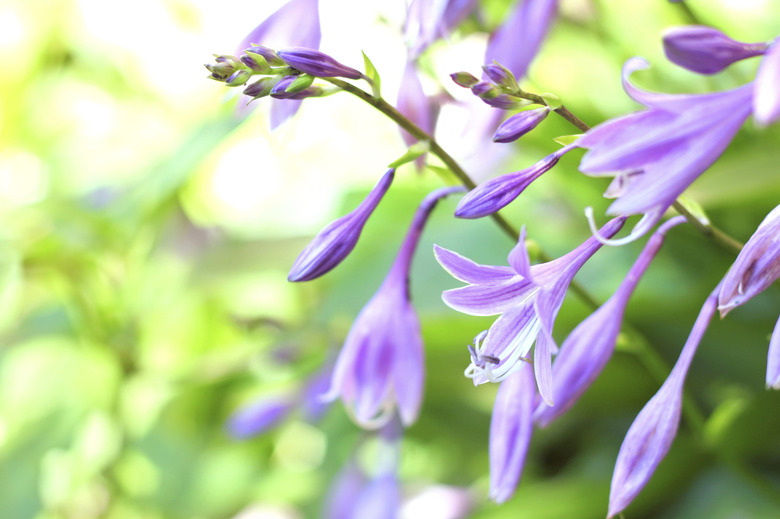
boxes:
[397,61,437,169]
[608,290,718,518]
[489,365,536,503]
[226,396,293,439]
[492,107,550,143]
[662,26,768,75]
[434,217,625,403]
[767,315,780,390]
[235,0,321,129]
[404,0,478,59]
[485,0,558,81]
[277,47,362,79]
[454,145,573,219]
[718,204,780,315]
[754,39,780,126]
[323,186,465,428]
[470,81,525,109]
[534,216,687,427]
[288,169,394,282]
[577,57,753,241]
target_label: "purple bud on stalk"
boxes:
[226,397,293,438]
[493,107,550,143]
[662,26,767,75]
[450,71,479,88]
[277,47,362,79]
[225,69,252,87]
[483,62,519,91]
[240,52,271,73]
[270,75,298,98]
[288,169,395,282]
[243,77,276,99]
[245,45,286,67]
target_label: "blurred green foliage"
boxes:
[1,0,779,518]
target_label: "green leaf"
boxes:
[553,134,583,146]
[676,195,710,225]
[388,141,430,169]
[362,51,381,98]
[541,92,562,110]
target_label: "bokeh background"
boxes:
[1,0,780,518]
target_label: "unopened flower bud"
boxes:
[285,74,315,94]
[663,26,767,75]
[241,53,271,73]
[205,55,244,79]
[277,47,362,79]
[471,82,526,110]
[245,45,286,67]
[225,69,252,87]
[493,107,550,143]
[482,62,519,91]
[450,71,479,88]
[243,76,276,99]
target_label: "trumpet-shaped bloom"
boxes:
[288,169,394,282]
[455,145,572,219]
[485,0,558,80]
[324,186,464,428]
[662,26,767,75]
[578,58,753,240]
[754,39,780,125]
[236,0,321,128]
[435,217,625,403]
[534,216,686,427]
[608,290,718,518]
[718,204,780,315]
[489,365,536,503]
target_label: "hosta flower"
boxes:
[608,290,718,518]
[435,217,625,403]
[324,186,464,428]
[397,61,439,169]
[492,106,550,143]
[489,365,536,503]
[404,0,478,59]
[578,57,753,242]
[718,204,780,315]
[754,38,780,125]
[662,26,768,75]
[288,169,394,282]
[236,0,321,128]
[277,47,362,79]
[534,216,686,427]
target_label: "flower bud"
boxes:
[450,71,479,88]
[285,74,315,94]
[240,53,271,73]
[270,75,298,98]
[493,107,550,143]
[243,77,276,99]
[245,45,286,66]
[277,47,362,79]
[482,62,519,91]
[225,69,252,87]
[471,82,527,110]
[662,25,767,75]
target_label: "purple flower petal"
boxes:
[767,314,780,389]
[433,245,516,285]
[507,226,534,281]
[226,397,292,439]
[663,25,767,75]
[442,279,537,316]
[754,40,780,126]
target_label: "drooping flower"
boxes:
[718,204,780,315]
[324,186,465,428]
[534,216,687,427]
[754,38,780,126]
[577,57,753,242]
[434,217,625,403]
[608,290,718,518]
[235,0,321,128]
[485,0,558,81]
[288,169,395,282]
[277,47,363,79]
[492,106,550,143]
[454,145,573,219]
[489,364,536,503]
[662,25,768,75]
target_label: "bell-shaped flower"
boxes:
[404,0,478,59]
[324,186,464,428]
[277,47,362,79]
[455,145,572,219]
[534,216,686,427]
[662,26,768,75]
[754,39,780,126]
[608,290,718,518]
[235,0,321,129]
[489,364,536,503]
[767,315,780,390]
[288,169,394,282]
[485,0,558,81]
[434,217,625,402]
[493,106,550,143]
[718,204,780,315]
[577,57,753,242]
